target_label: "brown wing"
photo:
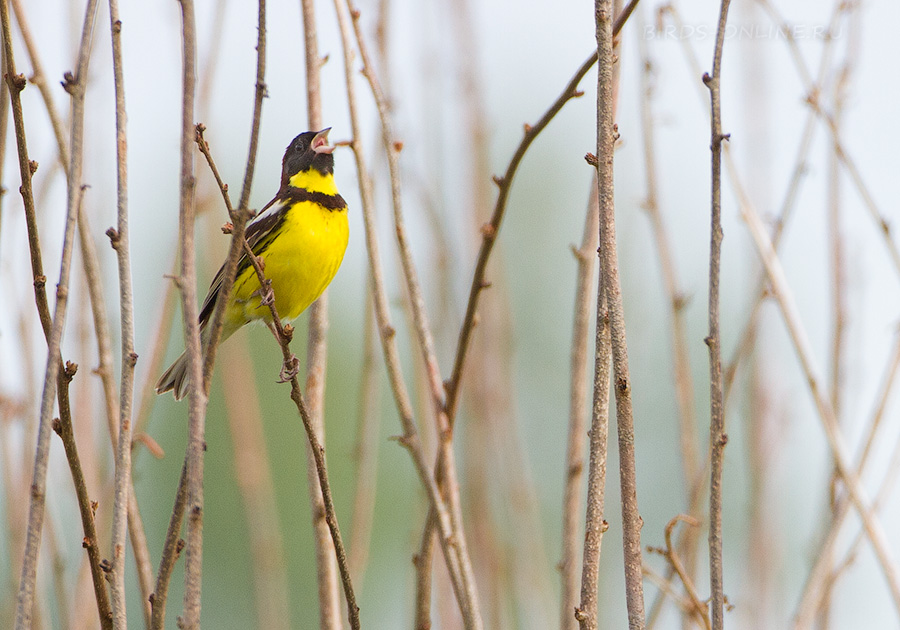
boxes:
[197,196,287,327]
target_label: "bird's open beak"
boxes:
[311,128,335,154]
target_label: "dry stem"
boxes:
[298,1,342,624]
[563,182,599,630]
[593,1,647,627]
[703,1,733,628]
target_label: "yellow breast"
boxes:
[231,196,348,326]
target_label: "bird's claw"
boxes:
[253,280,275,307]
[278,355,300,383]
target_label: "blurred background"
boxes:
[1,0,899,628]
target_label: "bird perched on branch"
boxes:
[156,128,349,400]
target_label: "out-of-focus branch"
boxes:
[742,184,900,616]
[637,16,698,503]
[703,1,733,628]
[755,0,900,283]
[298,1,342,625]
[647,516,710,630]
[793,331,900,627]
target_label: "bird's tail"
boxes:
[155,351,191,400]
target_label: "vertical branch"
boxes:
[150,462,188,629]
[564,179,600,630]
[820,9,857,623]
[51,359,113,630]
[594,0,645,627]
[576,258,611,630]
[106,0,138,624]
[298,1,341,626]
[10,0,101,625]
[175,0,207,626]
[702,2,733,628]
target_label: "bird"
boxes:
[156,128,349,400]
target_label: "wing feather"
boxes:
[198,196,286,327]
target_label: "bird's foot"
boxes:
[278,354,300,383]
[253,280,275,307]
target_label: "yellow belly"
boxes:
[228,200,348,328]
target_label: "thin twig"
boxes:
[636,15,705,625]
[650,516,710,630]
[10,0,102,624]
[174,0,208,625]
[106,0,138,623]
[703,1,733,628]
[642,564,694,617]
[563,182,599,630]
[198,0,266,394]
[576,271,611,630]
[298,1,342,625]
[0,37,8,263]
[150,463,188,630]
[51,360,113,629]
[247,251,362,630]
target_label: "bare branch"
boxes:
[8,0,103,624]
[563,183,599,630]
[703,1,733,628]
[298,0,342,624]
[174,0,208,626]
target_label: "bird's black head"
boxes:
[280,128,335,189]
